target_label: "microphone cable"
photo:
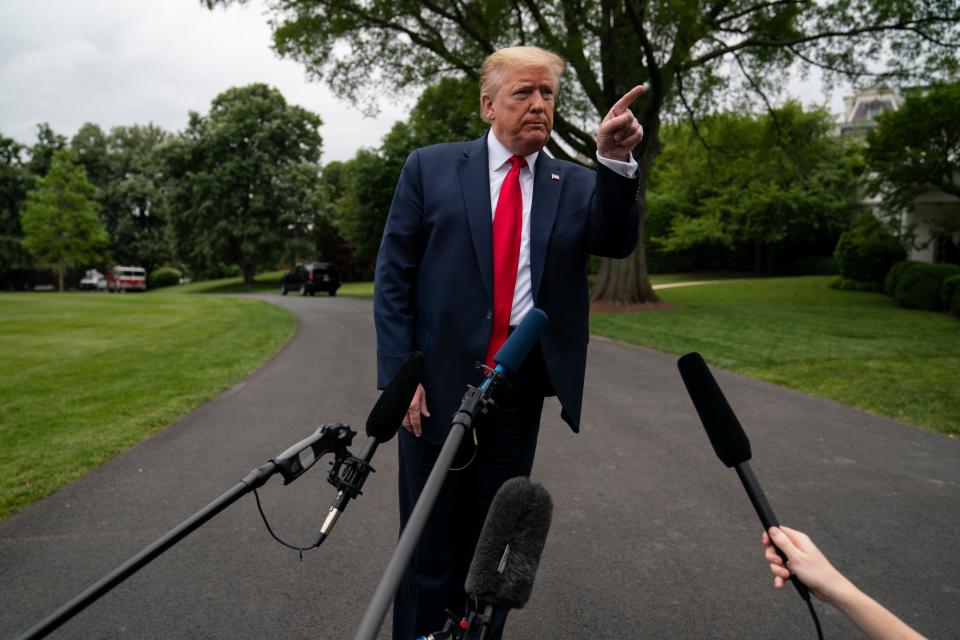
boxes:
[806,597,824,640]
[253,488,321,560]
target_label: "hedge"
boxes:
[834,212,906,285]
[942,275,960,311]
[884,260,915,297]
[894,263,960,311]
[150,267,182,289]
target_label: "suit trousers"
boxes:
[392,345,550,640]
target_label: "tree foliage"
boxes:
[163,84,324,284]
[0,133,33,273]
[72,123,176,272]
[866,82,960,216]
[330,76,486,264]
[207,0,960,302]
[649,103,862,272]
[20,149,108,291]
[834,210,906,285]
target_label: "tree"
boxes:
[27,123,67,178]
[0,133,33,274]
[72,123,175,272]
[207,0,959,303]
[20,150,108,291]
[163,84,324,284]
[330,76,487,265]
[649,103,861,272]
[866,82,960,229]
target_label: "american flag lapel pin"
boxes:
[551,172,560,181]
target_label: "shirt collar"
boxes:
[487,130,539,174]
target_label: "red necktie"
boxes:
[485,155,525,368]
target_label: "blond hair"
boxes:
[479,46,566,122]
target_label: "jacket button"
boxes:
[486,311,492,320]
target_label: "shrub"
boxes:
[953,286,960,319]
[894,263,960,310]
[941,275,960,310]
[829,277,880,292]
[884,260,915,297]
[150,267,182,289]
[794,256,839,275]
[834,212,906,285]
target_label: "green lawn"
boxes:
[590,276,960,435]
[0,290,294,519]
[178,272,375,297]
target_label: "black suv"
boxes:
[280,263,341,296]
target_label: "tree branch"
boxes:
[714,0,803,26]
[732,51,783,140]
[673,68,713,152]
[683,18,959,71]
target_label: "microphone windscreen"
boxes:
[365,351,424,442]
[465,477,552,610]
[494,308,548,374]
[677,352,752,467]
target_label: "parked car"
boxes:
[79,269,107,291]
[106,265,147,292]
[280,263,340,296]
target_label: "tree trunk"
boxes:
[58,258,65,293]
[242,265,255,285]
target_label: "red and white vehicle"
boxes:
[106,265,147,292]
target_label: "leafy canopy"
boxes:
[649,103,861,270]
[163,84,324,283]
[20,149,108,290]
[866,82,960,213]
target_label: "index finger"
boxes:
[612,84,645,114]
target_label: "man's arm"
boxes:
[586,86,645,257]
[374,149,424,390]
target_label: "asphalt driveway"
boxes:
[1,293,958,638]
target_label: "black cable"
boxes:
[806,597,824,640]
[253,488,320,560]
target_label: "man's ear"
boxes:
[481,95,495,122]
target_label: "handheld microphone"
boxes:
[316,351,424,544]
[493,308,549,376]
[463,477,553,639]
[677,352,811,602]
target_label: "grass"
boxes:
[0,290,295,519]
[178,271,375,298]
[590,276,960,435]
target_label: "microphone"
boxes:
[463,477,553,639]
[677,352,811,602]
[316,351,424,544]
[493,308,549,375]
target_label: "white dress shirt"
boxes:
[486,131,638,326]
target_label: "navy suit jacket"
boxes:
[374,133,639,444]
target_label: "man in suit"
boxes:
[374,46,643,639]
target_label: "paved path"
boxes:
[2,294,958,639]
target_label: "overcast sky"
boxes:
[0,0,847,163]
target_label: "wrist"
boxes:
[597,149,630,162]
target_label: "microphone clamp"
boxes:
[328,452,375,501]
[273,423,356,485]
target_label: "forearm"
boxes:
[588,163,640,258]
[830,584,925,640]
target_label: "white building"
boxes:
[836,87,959,264]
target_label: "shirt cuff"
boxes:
[595,152,639,179]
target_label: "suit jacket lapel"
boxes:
[530,153,561,302]
[458,135,493,300]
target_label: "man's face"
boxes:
[482,65,556,156]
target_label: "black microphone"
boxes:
[677,352,811,602]
[463,477,553,639]
[316,351,424,544]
